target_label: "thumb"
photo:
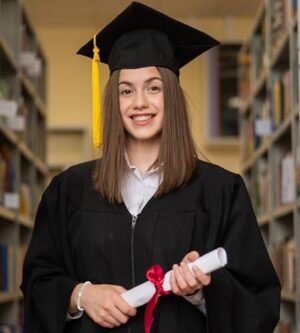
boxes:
[183,251,200,263]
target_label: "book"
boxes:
[281,153,295,204]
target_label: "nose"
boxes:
[132,90,149,110]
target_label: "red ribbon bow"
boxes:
[144,264,171,333]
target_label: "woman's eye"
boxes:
[148,86,161,93]
[120,89,132,96]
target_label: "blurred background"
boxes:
[0,0,299,332]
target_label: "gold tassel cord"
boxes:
[92,34,102,148]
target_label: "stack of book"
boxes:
[273,238,296,293]
[0,144,19,210]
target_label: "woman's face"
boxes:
[118,66,164,144]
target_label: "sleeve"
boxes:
[20,175,79,333]
[183,289,206,315]
[203,174,281,333]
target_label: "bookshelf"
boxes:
[239,0,299,331]
[0,0,48,331]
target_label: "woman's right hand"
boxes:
[69,283,137,328]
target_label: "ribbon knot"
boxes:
[144,264,171,333]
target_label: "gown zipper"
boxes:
[128,214,138,333]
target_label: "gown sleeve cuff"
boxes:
[66,311,84,321]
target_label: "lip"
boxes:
[129,113,156,126]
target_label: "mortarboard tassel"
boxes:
[92,34,102,148]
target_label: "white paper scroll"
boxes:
[121,247,227,307]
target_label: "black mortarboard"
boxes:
[77,1,220,148]
[77,1,220,75]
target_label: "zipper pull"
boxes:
[131,215,138,228]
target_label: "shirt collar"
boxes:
[124,151,161,176]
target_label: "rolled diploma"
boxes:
[121,247,227,307]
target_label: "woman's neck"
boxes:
[126,139,160,175]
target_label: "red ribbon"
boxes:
[144,264,171,333]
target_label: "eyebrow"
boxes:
[118,76,162,86]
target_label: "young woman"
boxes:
[21,2,280,333]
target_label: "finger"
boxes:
[192,266,211,286]
[182,251,199,263]
[180,261,201,289]
[102,313,122,327]
[173,264,188,292]
[113,292,137,317]
[94,310,119,328]
[109,306,130,325]
[170,270,181,294]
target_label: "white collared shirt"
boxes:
[121,155,162,217]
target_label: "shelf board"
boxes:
[0,291,18,304]
[19,141,34,163]
[249,1,266,37]
[252,69,267,97]
[271,113,292,143]
[0,35,18,71]
[241,138,270,171]
[34,157,48,176]
[35,96,47,117]
[0,122,18,145]
[281,290,296,302]
[0,205,16,222]
[257,213,271,226]
[240,98,251,115]
[205,136,241,148]
[18,214,33,229]
[273,203,294,219]
[21,73,46,118]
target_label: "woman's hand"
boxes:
[169,251,211,296]
[69,283,137,328]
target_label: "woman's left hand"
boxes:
[169,251,211,296]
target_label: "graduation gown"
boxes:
[21,159,280,333]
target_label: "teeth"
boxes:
[132,115,153,121]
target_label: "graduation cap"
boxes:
[77,1,220,147]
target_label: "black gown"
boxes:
[21,159,280,333]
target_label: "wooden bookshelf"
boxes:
[0,0,48,331]
[239,0,299,331]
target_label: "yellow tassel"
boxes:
[92,34,102,148]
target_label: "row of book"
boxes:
[0,143,33,215]
[0,240,27,293]
[251,31,266,85]
[0,324,15,333]
[0,144,18,210]
[247,150,295,217]
[276,319,297,333]
[0,94,46,161]
[0,303,25,333]
[251,158,271,216]
[238,52,251,100]
[0,243,15,292]
[274,151,295,207]
[270,0,289,58]
[20,21,46,101]
[272,238,296,293]
[241,83,292,162]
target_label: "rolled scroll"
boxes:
[121,247,227,307]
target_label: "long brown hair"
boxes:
[93,67,197,203]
